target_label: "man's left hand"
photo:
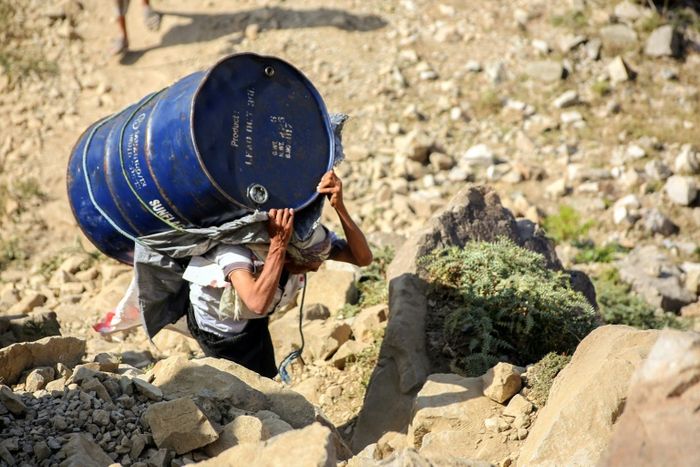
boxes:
[317,170,344,209]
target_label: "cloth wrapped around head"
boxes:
[286,224,334,265]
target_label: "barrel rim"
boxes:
[189,52,335,212]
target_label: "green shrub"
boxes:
[338,245,394,319]
[420,238,598,377]
[573,242,629,264]
[525,352,571,407]
[593,268,687,330]
[543,205,594,244]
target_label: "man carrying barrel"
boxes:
[183,170,373,378]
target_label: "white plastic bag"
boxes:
[92,275,141,338]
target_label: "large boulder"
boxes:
[195,423,335,467]
[305,267,359,312]
[149,356,315,429]
[599,330,700,466]
[0,336,85,384]
[352,186,595,451]
[408,373,521,463]
[517,325,660,466]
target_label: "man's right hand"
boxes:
[267,208,294,247]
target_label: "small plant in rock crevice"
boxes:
[524,352,571,408]
[420,238,598,377]
[337,245,394,319]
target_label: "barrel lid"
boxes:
[191,53,334,211]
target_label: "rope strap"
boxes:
[278,273,307,385]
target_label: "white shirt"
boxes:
[184,244,304,337]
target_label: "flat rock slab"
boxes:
[144,397,219,455]
[0,336,85,384]
[196,423,335,467]
[150,356,315,429]
[59,433,113,467]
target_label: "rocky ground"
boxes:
[2,0,700,465]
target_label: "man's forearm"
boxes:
[230,241,287,314]
[335,203,373,266]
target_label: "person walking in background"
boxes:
[112,0,162,55]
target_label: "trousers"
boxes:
[186,305,277,378]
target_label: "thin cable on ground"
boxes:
[278,272,306,384]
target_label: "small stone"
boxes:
[644,160,672,181]
[462,144,495,167]
[53,415,68,430]
[483,362,522,404]
[614,1,644,22]
[94,353,120,373]
[525,61,564,81]
[561,111,583,124]
[25,367,55,392]
[645,25,681,57]
[512,414,531,429]
[559,34,587,53]
[7,292,47,314]
[553,90,579,108]
[0,386,26,415]
[626,145,646,159]
[503,394,534,417]
[665,176,698,206]
[465,60,482,72]
[429,152,454,171]
[532,39,551,54]
[33,441,51,461]
[644,209,679,236]
[586,39,602,60]
[545,178,569,198]
[674,145,700,175]
[0,445,15,465]
[92,409,111,427]
[486,62,506,84]
[600,24,638,50]
[608,56,634,84]
[132,378,163,401]
[244,23,260,41]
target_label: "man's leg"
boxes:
[141,0,162,31]
[186,307,278,378]
[111,0,130,55]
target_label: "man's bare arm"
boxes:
[228,208,293,315]
[317,171,373,266]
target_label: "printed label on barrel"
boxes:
[126,112,148,189]
[270,115,293,159]
[148,199,185,228]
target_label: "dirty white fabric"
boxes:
[186,243,305,337]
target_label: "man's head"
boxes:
[285,224,333,273]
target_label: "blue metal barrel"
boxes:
[67,53,334,264]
